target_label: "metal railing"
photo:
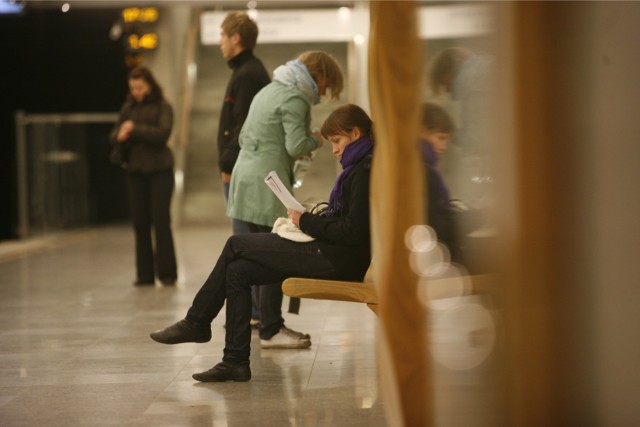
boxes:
[15,111,121,238]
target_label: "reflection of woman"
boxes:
[150,104,373,382]
[420,102,457,256]
[420,102,483,266]
[429,46,491,154]
[429,47,494,206]
[109,67,177,286]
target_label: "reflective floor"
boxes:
[0,225,386,426]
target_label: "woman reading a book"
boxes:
[149,104,374,382]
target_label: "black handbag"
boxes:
[310,201,329,216]
[109,142,130,167]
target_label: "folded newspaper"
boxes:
[264,171,305,212]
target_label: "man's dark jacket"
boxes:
[217,49,270,174]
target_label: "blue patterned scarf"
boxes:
[272,59,320,105]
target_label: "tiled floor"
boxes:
[0,225,387,426]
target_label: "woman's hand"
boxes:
[288,209,302,228]
[117,120,135,142]
[313,129,324,147]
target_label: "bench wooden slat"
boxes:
[282,274,498,316]
[282,278,378,305]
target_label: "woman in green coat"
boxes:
[227,51,344,230]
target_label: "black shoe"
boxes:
[192,361,251,382]
[133,279,155,286]
[150,319,211,344]
[160,277,176,285]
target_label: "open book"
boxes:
[264,171,305,212]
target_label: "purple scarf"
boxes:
[326,135,374,216]
[420,138,451,210]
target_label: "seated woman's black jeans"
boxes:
[186,233,337,364]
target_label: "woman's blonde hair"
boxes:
[298,51,344,100]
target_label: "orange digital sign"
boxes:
[122,7,159,24]
[127,33,158,50]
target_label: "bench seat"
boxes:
[282,277,379,314]
[282,274,498,316]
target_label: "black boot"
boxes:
[150,319,211,344]
[192,361,251,382]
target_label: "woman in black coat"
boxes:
[110,67,177,286]
[150,104,374,382]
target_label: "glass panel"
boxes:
[20,118,127,236]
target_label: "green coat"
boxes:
[227,81,321,227]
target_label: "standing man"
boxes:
[217,12,269,201]
[216,12,308,348]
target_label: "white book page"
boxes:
[264,171,306,212]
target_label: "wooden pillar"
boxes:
[505,2,594,425]
[368,2,430,425]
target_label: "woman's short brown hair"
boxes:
[298,51,344,100]
[321,104,373,139]
[421,102,454,133]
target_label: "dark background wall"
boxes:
[0,6,129,240]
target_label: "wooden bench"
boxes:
[282,273,498,316]
[283,277,380,314]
